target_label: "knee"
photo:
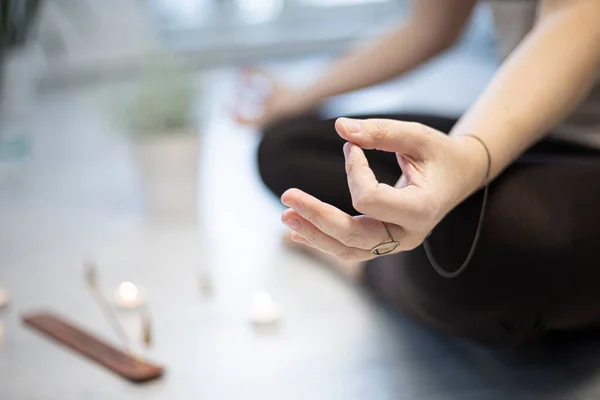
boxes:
[485,168,576,253]
[365,252,524,346]
[257,125,297,197]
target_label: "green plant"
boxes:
[110,56,199,136]
[129,59,197,135]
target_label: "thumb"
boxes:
[335,118,433,159]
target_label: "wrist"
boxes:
[453,135,492,195]
[300,85,330,109]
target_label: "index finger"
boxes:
[344,142,422,226]
[336,118,431,159]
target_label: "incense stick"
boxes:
[84,261,138,362]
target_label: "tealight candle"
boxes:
[114,281,145,309]
[250,292,281,325]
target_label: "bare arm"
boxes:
[302,0,477,105]
[236,0,475,127]
[277,0,600,262]
[451,0,600,179]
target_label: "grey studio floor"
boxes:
[4,10,600,400]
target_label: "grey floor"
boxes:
[3,3,600,400]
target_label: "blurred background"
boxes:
[8,1,597,400]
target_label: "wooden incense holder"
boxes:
[23,311,164,383]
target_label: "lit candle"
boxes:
[114,281,145,309]
[250,292,281,325]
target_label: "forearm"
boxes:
[304,24,450,103]
[303,0,476,105]
[451,0,600,179]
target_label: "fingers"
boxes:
[234,110,266,126]
[343,143,424,225]
[242,67,279,101]
[342,142,378,199]
[281,209,373,261]
[281,188,405,250]
[335,117,434,159]
[232,100,268,126]
[242,66,275,83]
[233,66,276,127]
[290,231,312,246]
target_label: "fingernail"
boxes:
[291,233,310,245]
[343,142,351,159]
[283,217,301,230]
[340,118,362,134]
[283,199,302,211]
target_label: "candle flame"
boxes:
[118,282,139,302]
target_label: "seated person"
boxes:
[237,0,600,345]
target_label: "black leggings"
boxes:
[257,112,600,345]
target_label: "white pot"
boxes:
[131,133,200,225]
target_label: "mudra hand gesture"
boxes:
[281,118,489,261]
[234,68,315,128]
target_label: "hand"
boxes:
[280,118,489,261]
[233,67,315,128]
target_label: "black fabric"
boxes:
[258,114,600,343]
[257,112,600,345]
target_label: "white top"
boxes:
[490,0,600,148]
